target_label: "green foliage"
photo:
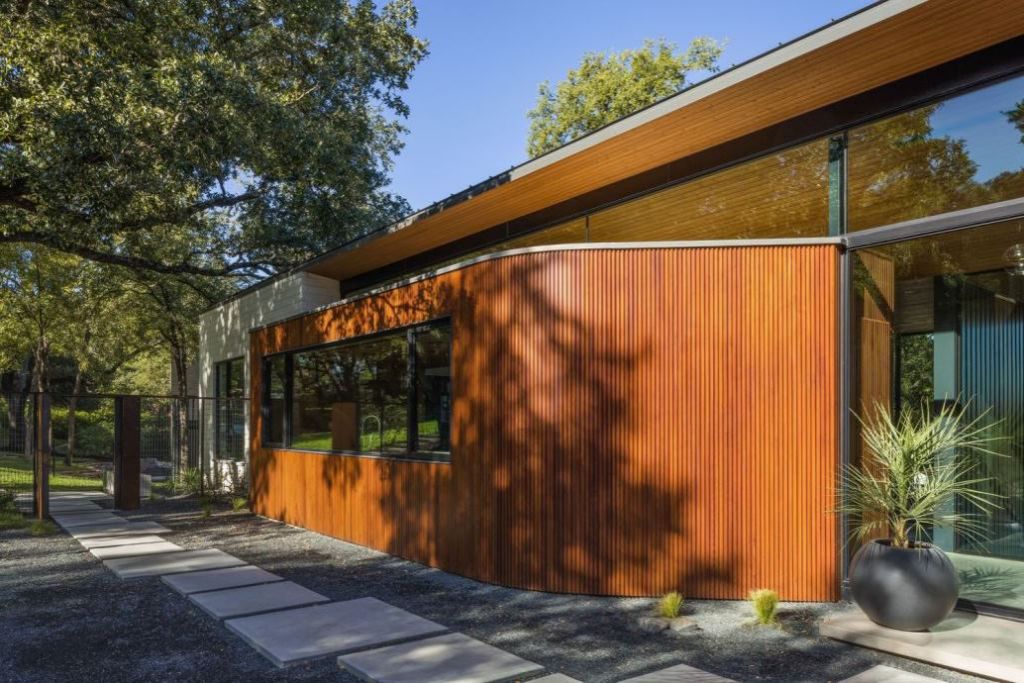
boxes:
[0,510,28,530]
[749,589,779,626]
[175,468,205,496]
[526,38,722,157]
[657,591,684,619]
[30,519,57,536]
[0,489,16,512]
[231,497,249,512]
[0,0,426,277]
[200,497,213,518]
[839,402,1006,549]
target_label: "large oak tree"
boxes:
[0,0,427,278]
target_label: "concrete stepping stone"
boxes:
[225,597,448,668]
[69,521,170,539]
[338,632,545,683]
[48,502,103,511]
[533,676,582,683]
[620,663,736,682]
[90,540,184,560]
[53,512,123,528]
[162,565,284,596]
[189,581,329,619]
[840,665,943,682]
[104,549,245,579]
[78,534,169,550]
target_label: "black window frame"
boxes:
[260,318,452,462]
[214,356,245,399]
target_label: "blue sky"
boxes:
[386,0,871,210]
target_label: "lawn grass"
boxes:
[0,453,103,492]
[0,510,29,530]
[290,419,439,453]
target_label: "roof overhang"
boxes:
[305,0,1024,283]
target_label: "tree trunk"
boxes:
[172,345,191,477]
[65,370,83,466]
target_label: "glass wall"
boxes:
[590,138,830,241]
[848,73,1024,232]
[851,219,1024,611]
[261,321,451,459]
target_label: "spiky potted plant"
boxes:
[839,401,1003,631]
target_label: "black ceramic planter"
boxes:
[849,539,959,631]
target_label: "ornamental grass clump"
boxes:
[231,497,248,512]
[838,401,1004,549]
[749,589,779,626]
[657,591,684,619]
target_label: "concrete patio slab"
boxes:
[840,665,943,682]
[89,540,184,560]
[188,581,329,619]
[338,632,545,683]
[53,512,123,528]
[532,676,582,683]
[822,607,1024,682]
[225,597,448,668]
[78,534,168,549]
[48,502,103,511]
[104,549,245,579]
[68,521,170,539]
[619,663,736,682]
[161,565,284,595]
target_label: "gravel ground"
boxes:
[0,496,986,683]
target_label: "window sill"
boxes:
[261,446,451,464]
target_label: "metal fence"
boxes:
[1,392,249,515]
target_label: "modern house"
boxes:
[198,0,1024,614]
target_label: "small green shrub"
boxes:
[657,591,685,619]
[200,496,213,518]
[0,490,16,512]
[30,519,57,536]
[749,588,779,626]
[0,510,28,530]
[231,497,248,512]
[175,467,204,496]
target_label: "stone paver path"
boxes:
[189,581,329,619]
[89,540,184,560]
[840,665,944,682]
[104,548,246,578]
[162,565,283,595]
[338,632,545,683]
[52,512,123,528]
[78,534,169,549]
[69,521,170,538]
[38,491,747,682]
[619,662,736,682]
[225,597,449,668]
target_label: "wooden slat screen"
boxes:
[251,244,840,600]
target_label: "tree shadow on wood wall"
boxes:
[376,252,736,597]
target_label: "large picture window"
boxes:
[261,321,451,460]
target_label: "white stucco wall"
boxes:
[197,271,339,467]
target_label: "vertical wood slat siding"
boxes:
[250,245,840,600]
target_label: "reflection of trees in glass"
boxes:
[897,334,933,422]
[849,99,1024,231]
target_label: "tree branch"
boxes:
[0,230,282,277]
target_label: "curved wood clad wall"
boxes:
[250,245,840,600]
